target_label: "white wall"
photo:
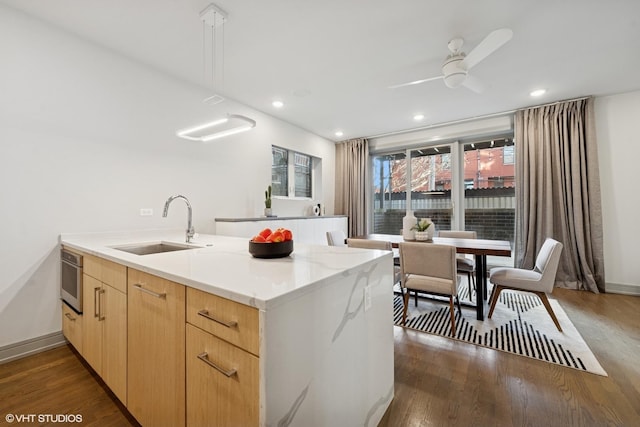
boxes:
[595,90,640,293]
[0,6,335,348]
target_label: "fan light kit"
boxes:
[390,28,513,93]
[176,3,257,142]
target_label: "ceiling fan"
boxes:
[389,28,513,93]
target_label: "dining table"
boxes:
[352,233,512,320]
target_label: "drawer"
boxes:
[186,324,259,427]
[187,287,259,356]
[62,303,82,353]
[101,258,127,293]
[83,254,101,281]
[83,255,126,293]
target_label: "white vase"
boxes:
[414,231,429,241]
[264,208,272,217]
[402,210,417,240]
[423,218,434,240]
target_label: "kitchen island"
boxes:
[60,230,394,427]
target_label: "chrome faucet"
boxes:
[163,195,195,243]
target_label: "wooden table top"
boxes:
[354,233,512,257]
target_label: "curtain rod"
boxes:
[516,95,591,112]
[365,110,515,140]
[365,95,592,140]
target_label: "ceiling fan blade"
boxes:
[462,74,485,93]
[388,75,443,89]
[460,28,513,70]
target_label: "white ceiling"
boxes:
[4,0,640,141]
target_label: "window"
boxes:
[503,145,515,165]
[271,146,288,197]
[271,146,315,199]
[371,136,515,266]
[294,152,312,197]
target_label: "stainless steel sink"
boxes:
[112,242,199,256]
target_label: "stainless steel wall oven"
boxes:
[60,249,83,313]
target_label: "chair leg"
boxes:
[535,291,563,332]
[448,297,456,336]
[467,272,473,300]
[414,290,418,307]
[488,285,504,318]
[402,291,409,325]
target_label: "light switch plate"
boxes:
[139,208,153,216]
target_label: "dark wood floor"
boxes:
[1,288,639,426]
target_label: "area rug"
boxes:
[393,285,607,376]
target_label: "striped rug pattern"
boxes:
[393,287,607,376]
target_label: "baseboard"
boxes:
[606,282,640,296]
[0,331,67,365]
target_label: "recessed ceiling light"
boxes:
[530,89,546,97]
[413,114,425,121]
[272,100,284,108]
[335,131,344,137]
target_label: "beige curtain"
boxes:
[515,97,604,292]
[335,138,369,237]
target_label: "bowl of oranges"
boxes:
[249,227,294,258]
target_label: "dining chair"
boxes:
[438,230,477,301]
[326,230,347,246]
[399,242,461,335]
[488,238,564,331]
[347,238,401,288]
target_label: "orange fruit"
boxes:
[266,231,284,243]
[258,228,272,239]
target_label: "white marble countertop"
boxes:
[214,215,347,222]
[60,229,390,311]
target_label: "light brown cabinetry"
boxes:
[61,303,82,353]
[81,255,128,404]
[185,287,260,426]
[127,269,186,427]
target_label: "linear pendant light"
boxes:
[176,114,256,142]
[176,3,256,142]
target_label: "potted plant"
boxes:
[264,185,272,217]
[411,218,433,241]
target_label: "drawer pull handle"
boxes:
[98,289,106,321]
[197,309,237,328]
[64,313,76,321]
[133,284,166,299]
[197,352,237,377]
[94,287,100,318]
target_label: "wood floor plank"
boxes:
[0,288,638,426]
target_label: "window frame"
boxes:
[271,145,316,200]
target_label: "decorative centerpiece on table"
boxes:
[411,218,433,241]
[264,185,273,217]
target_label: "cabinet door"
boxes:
[61,303,82,353]
[102,284,127,405]
[82,274,102,373]
[128,269,186,427]
[186,324,259,427]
